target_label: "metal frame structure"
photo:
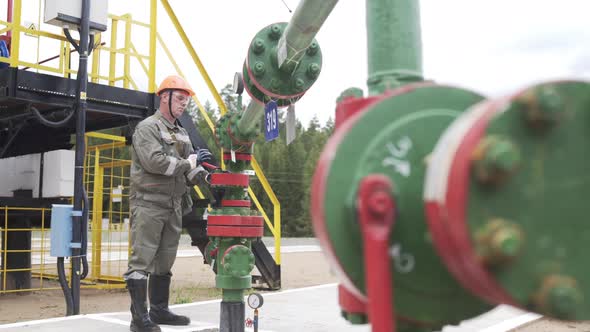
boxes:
[0,0,282,295]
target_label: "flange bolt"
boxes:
[307,63,321,79]
[252,38,265,54]
[532,275,583,320]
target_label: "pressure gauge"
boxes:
[232,72,244,95]
[247,292,264,309]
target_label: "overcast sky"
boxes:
[16,0,590,127]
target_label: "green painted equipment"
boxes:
[312,83,493,331]
[207,1,338,331]
[425,81,590,321]
[309,0,590,331]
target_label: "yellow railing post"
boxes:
[91,33,101,83]
[148,0,157,93]
[3,207,8,291]
[109,18,119,86]
[63,40,71,78]
[91,149,104,280]
[9,0,21,68]
[123,14,132,89]
[58,40,65,75]
[251,158,281,264]
[274,204,281,263]
[39,208,46,288]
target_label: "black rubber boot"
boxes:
[126,279,161,332]
[149,274,191,325]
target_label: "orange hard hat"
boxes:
[156,75,195,96]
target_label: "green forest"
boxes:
[187,85,334,237]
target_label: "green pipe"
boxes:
[366,0,423,95]
[277,0,338,72]
[223,289,244,302]
[238,0,338,136]
[237,101,264,137]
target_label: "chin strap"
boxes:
[168,90,174,120]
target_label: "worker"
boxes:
[124,75,212,332]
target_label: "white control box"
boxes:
[0,149,75,198]
[44,0,108,32]
[41,149,75,198]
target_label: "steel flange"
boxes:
[242,22,322,107]
[311,83,489,328]
[425,80,590,320]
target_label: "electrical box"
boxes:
[50,204,73,257]
[42,150,75,197]
[44,0,108,32]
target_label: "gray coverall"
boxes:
[124,110,205,280]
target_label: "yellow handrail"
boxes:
[9,0,22,68]
[251,157,281,263]
[123,14,132,89]
[87,131,127,142]
[109,18,118,86]
[148,0,157,93]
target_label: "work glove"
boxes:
[188,148,212,169]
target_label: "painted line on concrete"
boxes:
[171,326,274,332]
[87,315,222,332]
[168,283,338,310]
[169,297,222,308]
[88,311,127,316]
[87,313,273,332]
[0,315,85,329]
[254,282,338,298]
[31,245,322,263]
[170,325,220,332]
[479,312,542,332]
[0,283,336,330]
[85,314,129,327]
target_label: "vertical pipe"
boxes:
[8,0,20,67]
[220,289,246,332]
[358,176,395,332]
[123,15,131,89]
[71,0,91,315]
[148,0,157,93]
[366,0,423,95]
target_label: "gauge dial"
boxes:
[232,72,244,95]
[247,292,264,309]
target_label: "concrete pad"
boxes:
[0,284,368,332]
[1,283,586,332]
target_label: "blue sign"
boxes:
[264,100,279,141]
